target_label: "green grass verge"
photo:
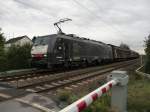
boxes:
[57,67,150,112]
[128,73,150,112]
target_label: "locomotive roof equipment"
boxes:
[54,18,72,34]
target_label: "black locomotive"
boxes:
[31,19,139,68]
[31,33,139,68]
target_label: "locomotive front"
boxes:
[31,34,57,68]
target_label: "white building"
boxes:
[5,35,33,48]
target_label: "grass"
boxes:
[57,90,112,112]
[128,72,150,112]
[83,94,112,112]
[57,64,150,112]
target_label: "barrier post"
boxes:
[108,71,129,112]
[59,70,128,112]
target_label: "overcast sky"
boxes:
[1,0,150,54]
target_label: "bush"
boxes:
[0,53,7,71]
[0,28,7,72]
[58,90,71,102]
[6,44,32,70]
[0,28,32,72]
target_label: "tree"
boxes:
[0,28,5,53]
[120,43,130,50]
[0,28,7,71]
[0,28,32,72]
[144,34,150,73]
[6,44,32,70]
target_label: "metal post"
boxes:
[140,55,143,65]
[108,71,129,112]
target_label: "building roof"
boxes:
[6,35,30,44]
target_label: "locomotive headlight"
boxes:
[44,54,47,57]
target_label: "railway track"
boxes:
[0,69,58,82]
[15,59,138,93]
[0,64,109,82]
[0,67,84,82]
[0,59,137,82]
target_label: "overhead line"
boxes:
[72,0,127,38]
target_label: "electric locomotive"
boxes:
[31,33,113,68]
[31,19,139,68]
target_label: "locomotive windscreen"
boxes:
[32,35,57,53]
[34,36,50,45]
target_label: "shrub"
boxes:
[5,44,32,70]
[58,90,71,102]
[0,28,32,72]
[0,28,7,72]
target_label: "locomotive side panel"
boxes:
[31,34,139,68]
[71,39,113,64]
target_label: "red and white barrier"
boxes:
[59,79,118,112]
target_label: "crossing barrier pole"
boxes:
[59,70,128,112]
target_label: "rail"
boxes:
[59,71,129,112]
[136,65,150,79]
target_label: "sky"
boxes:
[1,0,150,54]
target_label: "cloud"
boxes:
[0,0,150,54]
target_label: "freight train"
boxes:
[31,19,139,68]
[31,33,139,68]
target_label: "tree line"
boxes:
[0,28,32,72]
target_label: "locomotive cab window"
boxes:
[33,36,49,45]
